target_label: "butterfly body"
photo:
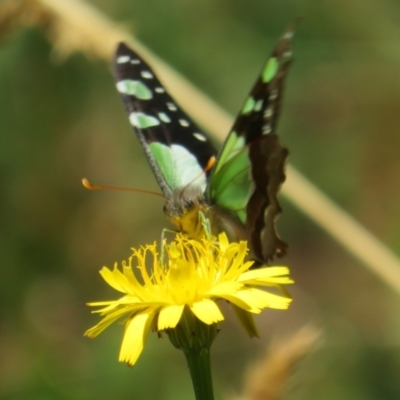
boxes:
[114,23,296,264]
[166,199,247,244]
[164,197,206,239]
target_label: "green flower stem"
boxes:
[183,346,214,400]
[167,308,218,400]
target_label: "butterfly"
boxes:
[113,23,296,264]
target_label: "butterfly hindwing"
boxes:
[207,22,296,261]
[114,44,217,197]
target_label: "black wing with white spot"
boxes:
[207,22,297,263]
[114,43,217,197]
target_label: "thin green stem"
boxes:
[183,347,214,400]
[167,309,218,400]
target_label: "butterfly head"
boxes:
[163,194,207,240]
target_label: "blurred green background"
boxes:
[1,0,400,399]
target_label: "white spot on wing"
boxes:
[158,112,171,123]
[141,71,153,79]
[130,59,140,64]
[284,31,294,40]
[269,89,278,101]
[116,80,152,99]
[193,133,207,142]
[179,119,190,127]
[254,99,263,112]
[264,107,273,118]
[129,112,160,128]
[263,124,272,135]
[155,87,165,93]
[167,102,177,111]
[116,55,130,64]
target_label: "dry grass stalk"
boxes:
[238,327,321,400]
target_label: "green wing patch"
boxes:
[208,132,253,223]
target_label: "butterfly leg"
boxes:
[199,210,213,240]
[159,228,178,264]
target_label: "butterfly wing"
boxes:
[113,44,217,198]
[207,23,296,262]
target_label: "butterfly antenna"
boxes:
[82,178,166,199]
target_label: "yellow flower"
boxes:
[85,233,293,366]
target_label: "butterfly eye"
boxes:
[163,203,171,215]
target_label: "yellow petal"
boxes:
[85,306,133,338]
[99,266,128,293]
[191,299,224,325]
[221,293,259,312]
[217,232,229,252]
[236,288,291,310]
[240,266,290,281]
[225,242,249,273]
[208,281,243,297]
[230,304,260,338]
[119,311,154,366]
[158,304,184,330]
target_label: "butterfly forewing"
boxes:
[114,44,217,197]
[207,22,296,262]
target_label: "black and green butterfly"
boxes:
[113,24,295,264]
